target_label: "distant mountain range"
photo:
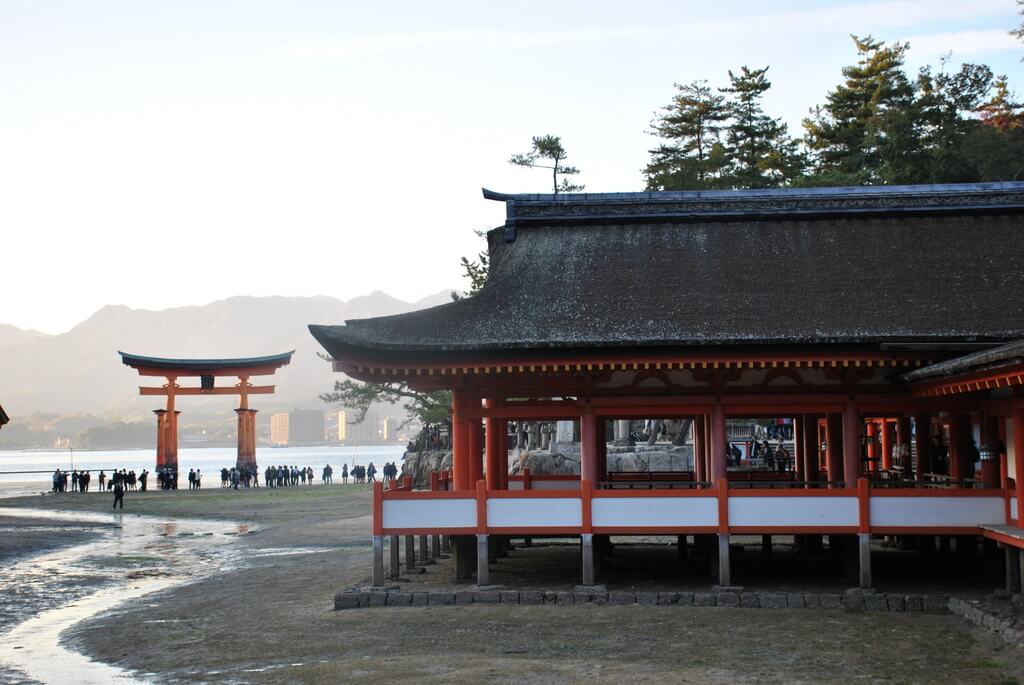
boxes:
[0,291,454,417]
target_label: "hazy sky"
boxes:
[2,1,1022,334]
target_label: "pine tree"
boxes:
[719,66,804,188]
[644,80,730,190]
[803,35,917,185]
[509,135,584,194]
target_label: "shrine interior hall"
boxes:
[309,182,1024,589]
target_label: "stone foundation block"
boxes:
[410,592,428,607]
[657,592,680,606]
[923,595,948,612]
[786,593,806,609]
[803,593,821,609]
[906,595,924,611]
[842,594,865,610]
[499,591,521,604]
[636,592,659,605]
[386,592,412,606]
[454,591,475,605]
[739,593,760,608]
[520,591,544,605]
[556,592,575,605]
[367,592,388,608]
[475,591,500,604]
[717,592,740,607]
[819,593,842,609]
[762,592,787,609]
[334,592,363,610]
[886,594,906,611]
[609,591,637,605]
[677,592,695,606]
[864,594,888,611]
[693,592,716,607]
[428,592,454,606]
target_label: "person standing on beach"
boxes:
[112,479,125,509]
[98,470,106,491]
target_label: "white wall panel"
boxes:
[382,499,476,529]
[488,498,582,527]
[729,497,858,527]
[591,497,718,528]
[870,496,1004,526]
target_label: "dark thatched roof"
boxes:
[902,339,1024,382]
[310,183,1024,362]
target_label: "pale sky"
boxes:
[2,0,1022,334]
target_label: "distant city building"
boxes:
[342,412,379,444]
[335,410,347,441]
[380,416,396,442]
[270,412,289,445]
[288,409,325,444]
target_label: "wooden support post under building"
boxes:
[419,534,430,564]
[1008,546,1022,593]
[405,535,416,571]
[581,533,595,585]
[476,534,490,585]
[372,535,384,587]
[389,535,400,579]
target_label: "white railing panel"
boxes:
[382,498,476,529]
[592,497,717,528]
[870,497,1004,527]
[729,497,858,527]
[488,497,582,527]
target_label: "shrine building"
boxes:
[310,182,1024,588]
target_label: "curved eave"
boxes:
[119,351,294,373]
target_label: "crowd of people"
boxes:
[51,468,151,493]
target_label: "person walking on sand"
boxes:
[366,462,377,483]
[342,463,348,484]
[112,478,125,509]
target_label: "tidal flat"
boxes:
[2,485,1024,684]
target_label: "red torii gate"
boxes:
[119,352,293,473]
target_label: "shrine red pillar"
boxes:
[484,399,504,490]
[801,414,820,483]
[710,403,727,482]
[468,409,484,487]
[580,412,601,485]
[865,420,878,474]
[451,390,471,491]
[165,410,180,473]
[1014,410,1024,527]
[694,416,707,483]
[880,419,893,470]
[236,409,258,471]
[913,414,932,481]
[825,414,843,487]
[949,413,973,482]
[980,414,1001,489]
[153,409,167,470]
[842,403,861,486]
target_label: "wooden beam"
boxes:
[139,385,275,396]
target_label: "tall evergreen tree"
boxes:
[803,35,917,185]
[719,66,804,188]
[644,80,730,190]
[915,61,995,182]
[509,135,584,194]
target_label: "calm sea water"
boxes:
[0,445,407,483]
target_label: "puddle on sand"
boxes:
[0,507,250,684]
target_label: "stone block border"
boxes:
[948,597,1024,647]
[335,588,950,613]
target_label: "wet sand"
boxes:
[2,485,1024,683]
